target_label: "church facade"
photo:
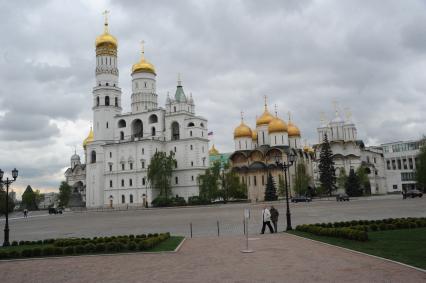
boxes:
[229,102,315,202]
[66,15,209,208]
[313,107,387,195]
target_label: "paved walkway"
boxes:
[1,234,424,283]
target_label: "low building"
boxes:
[381,139,424,193]
[39,192,59,209]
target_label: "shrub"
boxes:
[21,249,33,257]
[127,241,137,251]
[369,224,378,231]
[8,250,19,258]
[19,240,25,246]
[84,243,96,253]
[151,196,174,207]
[11,241,18,246]
[95,243,106,252]
[53,247,63,255]
[0,250,8,259]
[64,246,74,255]
[106,242,117,252]
[75,245,85,254]
[42,246,55,256]
[378,223,387,231]
[36,240,43,245]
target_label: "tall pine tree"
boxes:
[264,173,278,201]
[345,169,362,197]
[319,134,336,196]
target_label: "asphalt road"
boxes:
[1,195,425,241]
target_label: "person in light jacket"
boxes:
[261,205,274,234]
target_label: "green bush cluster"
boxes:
[188,196,211,206]
[296,225,368,241]
[0,233,171,260]
[151,195,188,207]
[296,217,426,241]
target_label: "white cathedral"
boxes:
[65,14,209,208]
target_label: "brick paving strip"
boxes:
[1,234,425,283]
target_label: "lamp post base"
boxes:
[3,227,10,247]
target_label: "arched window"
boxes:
[121,179,124,187]
[171,121,180,140]
[115,97,118,107]
[105,96,110,106]
[187,122,195,127]
[130,194,133,203]
[131,119,143,138]
[96,96,100,106]
[118,119,126,128]
[200,123,204,128]
[91,151,96,163]
[120,131,124,140]
[106,82,109,86]
[151,127,156,136]
[149,114,158,124]
[129,179,133,186]
[121,195,125,204]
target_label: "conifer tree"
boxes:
[345,169,362,197]
[264,173,278,201]
[319,134,336,196]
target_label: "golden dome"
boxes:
[288,121,301,137]
[308,147,315,154]
[132,42,156,75]
[256,110,274,126]
[132,58,156,75]
[96,32,118,49]
[234,122,252,138]
[209,144,220,156]
[252,130,258,141]
[303,145,310,152]
[268,117,288,133]
[95,12,117,50]
[83,127,94,148]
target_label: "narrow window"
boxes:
[175,176,179,184]
[109,152,112,158]
[190,130,193,137]
[130,194,133,203]
[142,178,146,186]
[130,163,133,170]
[129,179,133,186]
[121,195,125,204]
[109,164,112,172]
[191,161,194,167]
[120,131,124,140]
[122,163,125,170]
[190,145,193,150]
[142,148,145,154]
[254,176,257,186]
[191,176,194,181]
[115,97,118,107]
[105,96,110,106]
[121,179,124,187]
[142,161,145,169]
[106,122,109,128]
[109,180,113,188]
[96,96,100,106]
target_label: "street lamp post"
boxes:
[0,168,18,247]
[275,153,296,231]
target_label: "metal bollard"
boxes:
[190,222,193,238]
[217,221,220,237]
[243,218,246,235]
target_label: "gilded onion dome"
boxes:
[252,130,258,141]
[288,121,301,137]
[268,117,288,133]
[83,127,94,149]
[256,99,274,126]
[132,41,156,75]
[209,144,220,156]
[234,121,252,138]
[303,145,310,152]
[95,11,117,55]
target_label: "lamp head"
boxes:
[12,168,18,180]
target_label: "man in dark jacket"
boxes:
[270,206,279,233]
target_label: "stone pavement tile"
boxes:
[1,233,425,283]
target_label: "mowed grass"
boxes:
[149,236,184,252]
[288,228,426,270]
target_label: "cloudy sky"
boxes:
[1,0,425,196]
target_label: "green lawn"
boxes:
[149,236,184,252]
[288,228,426,270]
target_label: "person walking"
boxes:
[261,205,274,234]
[23,209,28,218]
[270,206,279,233]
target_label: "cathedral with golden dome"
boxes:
[229,99,315,202]
[65,12,209,208]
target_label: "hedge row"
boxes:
[296,225,368,241]
[312,217,426,230]
[295,217,426,241]
[0,233,170,260]
[54,233,162,248]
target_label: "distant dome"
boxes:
[234,122,252,138]
[209,144,220,156]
